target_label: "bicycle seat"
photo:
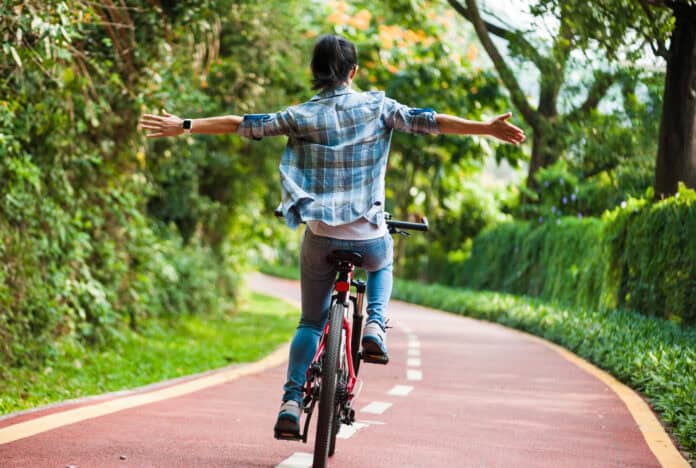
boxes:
[327,250,363,267]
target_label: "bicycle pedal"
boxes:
[362,353,389,365]
[274,430,302,441]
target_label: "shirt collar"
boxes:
[310,84,355,101]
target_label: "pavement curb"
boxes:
[0,342,290,445]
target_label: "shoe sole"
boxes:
[362,338,389,365]
[274,416,301,441]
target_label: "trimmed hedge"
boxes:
[392,279,696,459]
[455,185,696,325]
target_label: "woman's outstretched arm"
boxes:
[139,110,243,138]
[436,112,525,145]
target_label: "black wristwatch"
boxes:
[182,119,192,134]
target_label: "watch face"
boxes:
[183,119,192,130]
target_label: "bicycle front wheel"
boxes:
[313,301,344,468]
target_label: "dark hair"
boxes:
[310,35,357,91]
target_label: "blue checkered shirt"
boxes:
[237,85,439,228]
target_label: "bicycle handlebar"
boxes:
[386,217,429,233]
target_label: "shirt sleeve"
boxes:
[236,110,295,140]
[382,98,439,135]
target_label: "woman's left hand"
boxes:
[487,112,526,145]
[139,110,184,138]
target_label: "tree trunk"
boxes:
[526,120,559,190]
[527,127,546,191]
[654,5,696,198]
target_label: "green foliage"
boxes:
[530,1,674,62]
[606,184,696,323]
[144,0,310,249]
[0,0,309,375]
[400,178,508,282]
[451,0,665,208]
[456,185,696,324]
[258,263,301,282]
[391,279,696,458]
[0,292,298,415]
[513,158,654,220]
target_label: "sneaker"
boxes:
[362,321,389,364]
[274,400,302,440]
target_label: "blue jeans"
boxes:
[282,228,394,404]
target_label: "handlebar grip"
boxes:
[386,217,429,232]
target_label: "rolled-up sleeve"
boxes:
[236,110,295,140]
[382,98,439,135]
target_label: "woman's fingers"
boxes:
[140,113,163,121]
[500,125,525,145]
[139,122,161,130]
[138,110,181,139]
[500,121,525,144]
[139,116,164,126]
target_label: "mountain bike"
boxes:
[274,213,428,468]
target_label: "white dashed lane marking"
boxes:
[277,325,417,467]
[388,385,414,396]
[336,421,369,439]
[357,418,386,425]
[407,357,421,367]
[360,401,393,414]
[276,452,312,468]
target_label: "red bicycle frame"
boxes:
[304,270,358,398]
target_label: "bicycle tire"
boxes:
[328,328,349,457]
[328,400,341,456]
[313,302,344,468]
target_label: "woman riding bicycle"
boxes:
[139,34,525,439]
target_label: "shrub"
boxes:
[457,184,696,325]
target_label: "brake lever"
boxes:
[398,230,410,237]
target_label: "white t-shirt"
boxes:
[307,217,387,240]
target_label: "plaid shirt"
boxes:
[237,85,439,228]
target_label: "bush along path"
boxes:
[446,184,696,325]
[391,279,696,461]
[0,292,298,416]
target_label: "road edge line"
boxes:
[527,334,689,468]
[0,343,290,445]
[396,300,689,468]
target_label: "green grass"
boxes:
[391,279,696,461]
[0,292,298,415]
[259,262,300,280]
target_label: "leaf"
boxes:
[9,46,22,68]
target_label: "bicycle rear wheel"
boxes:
[328,326,349,457]
[313,302,344,468]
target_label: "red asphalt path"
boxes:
[0,273,673,467]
